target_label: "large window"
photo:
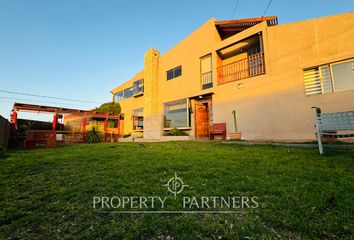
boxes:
[332,60,354,91]
[124,87,133,99]
[167,66,182,80]
[132,108,143,130]
[133,79,144,96]
[304,58,354,95]
[164,99,189,128]
[114,91,124,102]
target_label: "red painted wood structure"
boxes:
[209,123,227,140]
[12,103,123,149]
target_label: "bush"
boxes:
[163,128,188,136]
[94,102,121,114]
[85,128,101,144]
[0,146,7,159]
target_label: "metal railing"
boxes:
[201,71,213,89]
[217,52,265,85]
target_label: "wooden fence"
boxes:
[0,115,11,148]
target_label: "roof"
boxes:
[12,102,117,117]
[215,16,278,39]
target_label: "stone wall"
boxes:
[143,48,162,139]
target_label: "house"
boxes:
[111,12,354,141]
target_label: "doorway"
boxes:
[194,96,212,139]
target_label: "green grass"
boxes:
[0,142,353,239]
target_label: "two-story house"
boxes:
[111,12,354,141]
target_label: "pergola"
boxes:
[11,103,123,148]
[215,16,278,40]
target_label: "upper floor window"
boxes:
[114,91,124,102]
[303,58,354,96]
[200,54,213,89]
[124,87,133,99]
[167,66,182,80]
[133,79,144,96]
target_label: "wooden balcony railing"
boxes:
[217,52,265,85]
[201,71,213,89]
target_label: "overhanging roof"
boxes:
[215,16,278,39]
[12,102,114,116]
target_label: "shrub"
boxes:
[85,128,101,144]
[94,102,121,114]
[0,146,7,159]
[163,128,188,136]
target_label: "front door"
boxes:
[195,102,210,139]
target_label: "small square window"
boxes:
[167,70,174,80]
[174,66,182,78]
[167,66,182,80]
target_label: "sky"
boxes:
[0,0,353,121]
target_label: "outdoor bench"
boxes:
[312,107,354,154]
[209,123,226,140]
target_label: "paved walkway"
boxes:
[222,141,354,149]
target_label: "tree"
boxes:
[94,102,121,114]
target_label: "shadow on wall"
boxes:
[213,83,354,141]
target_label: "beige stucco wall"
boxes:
[112,12,354,141]
[111,71,144,136]
[213,12,354,141]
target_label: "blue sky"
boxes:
[0,0,353,120]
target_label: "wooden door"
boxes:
[195,102,210,138]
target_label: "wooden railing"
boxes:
[201,71,213,89]
[217,52,265,85]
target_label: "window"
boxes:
[167,66,182,80]
[114,91,124,102]
[164,99,190,128]
[133,79,144,96]
[108,119,118,128]
[132,108,143,130]
[304,58,354,96]
[332,60,354,91]
[124,87,133,99]
[200,54,212,89]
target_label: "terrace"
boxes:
[216,34,265,85]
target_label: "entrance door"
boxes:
[195,102,210,139]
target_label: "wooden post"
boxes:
[104,114,108,142]
[82,114,87,143]
[120,114,124,136]
[117,114,120,141]
[52,114,57,131]
[11,110,17,130]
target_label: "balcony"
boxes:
[201,71,213,89]
[217,52,265,85]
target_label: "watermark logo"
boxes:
[163,172,188,198]
[93,172,260,214]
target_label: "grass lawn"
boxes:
[0,141,353,239]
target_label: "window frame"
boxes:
[123,87,133,99]
[132,108,144,130]
[200,54,213,90]
[163,98,190,128]
[304,57,354,96]
[114,91,124,102]
[329,58,354,93]
[166,66,182,80]
[133,79,144,96]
